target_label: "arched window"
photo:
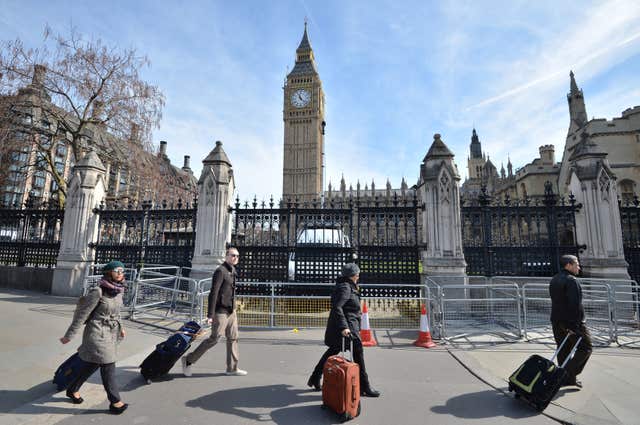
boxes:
[619,179,636,204]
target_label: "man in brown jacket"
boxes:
[182,247,247,376]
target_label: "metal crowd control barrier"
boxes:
[129,267,210,329]
[521,283,614,346]
[191,281,433,330]
[425,277,522,342]
[593,279,640,347]
[123,266,640,347]
[436,283,521,342]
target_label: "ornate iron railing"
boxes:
[92,198,197,268]
[0,200,64,267]
[231,194,423,297]
[620,196,640,284]
[461,183,583,276]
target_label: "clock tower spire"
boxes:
[282,23,325,203]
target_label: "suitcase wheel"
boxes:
[146,379,152,385]
[339,412,352,423]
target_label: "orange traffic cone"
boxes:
[360,301,377,346]
[413,304,437,348]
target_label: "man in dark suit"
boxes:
[182,247,247,376]
[549,254,592,389]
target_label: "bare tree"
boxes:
[0,26,165,206]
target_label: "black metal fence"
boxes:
[620,196,640,284]
[92,199,197,268]
[0,201,64,267]
[461,185,583,276]
[231,195,422,297]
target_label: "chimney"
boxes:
[538,145,555,165]
[182,155,191,171]
[129,123,140,142]
[159,140,167,157]
[32,64,46,86]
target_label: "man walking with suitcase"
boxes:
[549,255,592,389]
[182,247,247,377]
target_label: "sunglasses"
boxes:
[112,269,125,274]
[228,253,240,258]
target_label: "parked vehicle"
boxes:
[288,226,351,282]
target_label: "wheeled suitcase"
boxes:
[508,333,583,411]
[322,336,361,422]
[140,321,202,382]
[53,352,88,391]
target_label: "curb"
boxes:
[445,347,575,425]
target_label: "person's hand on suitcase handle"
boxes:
[60,337,70,344]
[341,328,351,337]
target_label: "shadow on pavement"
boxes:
[119,367,229,391]
[431,389,540,419]
[0,381,57,413]
[186,384,334,424]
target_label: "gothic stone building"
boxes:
[0,65,197,208]
[462,71,640,203]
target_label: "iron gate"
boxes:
[620,197,640,284]
[0,200,63,267]
[230,195,423,296]
[91,199,197,268]
[461,184,583,276]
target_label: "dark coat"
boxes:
[208,262,237,316]
[549,269,585,328]
[324,276,361,348]
[64,286,123,364]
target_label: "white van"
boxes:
[287,227,351,282]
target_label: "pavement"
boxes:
[0,288,638,425]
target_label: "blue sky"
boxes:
[1,0,639,202]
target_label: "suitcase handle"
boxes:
[550,332,583,368]
[341,334,354,362]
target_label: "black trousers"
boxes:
[67,361,121,404]
[552,321,592,381]
[311,337,371,389]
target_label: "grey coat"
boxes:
[64,286,123,364]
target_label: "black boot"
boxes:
[361,385,381,397]
[307,373,321,391]
[360,373,381,397]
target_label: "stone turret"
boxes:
[191,141,235,269]
[419,134,466,276]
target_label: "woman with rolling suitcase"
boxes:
[307,263,380,398]
[59,261,129,414]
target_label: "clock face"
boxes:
[291,89,311,108]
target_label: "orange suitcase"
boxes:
[322,337,361,422]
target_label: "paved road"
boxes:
[41,331,554,425]
[7,288,638,425]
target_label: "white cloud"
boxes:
[453,0,640,178]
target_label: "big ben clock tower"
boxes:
[282,22,325,203]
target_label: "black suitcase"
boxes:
[140,321,202,382]
[53,352,89,391]
[508,333,582,411]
